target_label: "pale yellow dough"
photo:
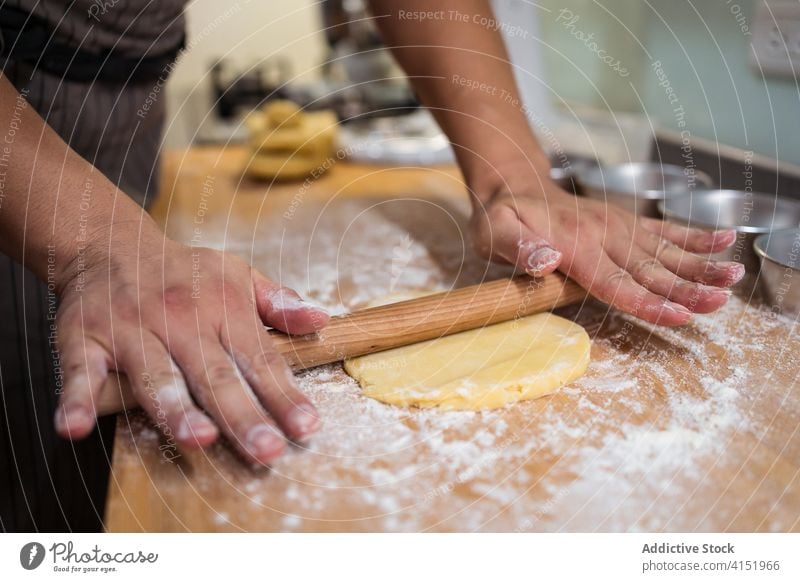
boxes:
[344,312,591,411]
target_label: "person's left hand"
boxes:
[469,181,745,326]
[53,228,330,465]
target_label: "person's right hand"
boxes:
[52,227,329,465]
[469,179,745,327]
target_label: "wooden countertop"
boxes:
[105,146,800,532]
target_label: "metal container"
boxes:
[577,163,713,217]
[549,153,599,195]
[659,190,800,272]
[754,229,800,316]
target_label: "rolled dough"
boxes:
[344,312,591,411]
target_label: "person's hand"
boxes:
[52,228,329,464]
[470,181,745,326]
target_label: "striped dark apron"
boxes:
[1,0,186,531]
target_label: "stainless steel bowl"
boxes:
[659,190,800,272]
[577,163,713,217]
[549,153,599,195]
[754,228,800,316]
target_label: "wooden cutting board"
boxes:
[105,146,800,532]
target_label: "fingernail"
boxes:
[711,261,746,287]
[177,411,218,443]
[711,229,737,248]
[715,288,733,302]
[699,283,732,296]
[269,289,324,314]
[288,403,321,438]
[714,261,746,285]
[308,305,331,319]
[660,300,692,319]
[55,403,93,434]
[245,423,285,462]
[701,285,732,306]
[525,246,562,275]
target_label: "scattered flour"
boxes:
[118,197,799,532]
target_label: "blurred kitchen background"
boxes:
[161,0,800,193]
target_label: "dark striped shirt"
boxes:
[1,0,187,531]
[9,0,186,57]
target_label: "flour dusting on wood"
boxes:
[117,197,799,532]
[119,294,799,532]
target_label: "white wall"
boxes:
[164,0,328,146]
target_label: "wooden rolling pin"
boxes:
[98,273,585,414]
